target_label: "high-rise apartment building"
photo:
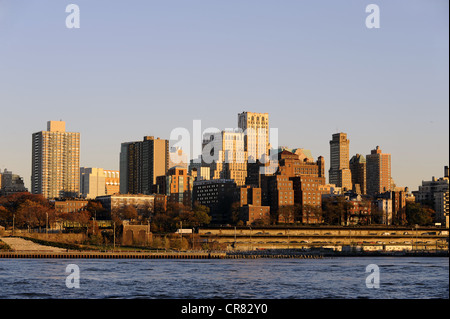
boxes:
[366,146,392,196]
[119,136,169,195]
[350,154,367,195]
[238,112,269,163]
[329,133,352,190]
[31,121,80,199]
[119,141,140,195]
[141,136,168,194]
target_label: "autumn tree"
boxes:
[0,205,12,227]
[151,202,211,233]
[192,202,211,226]
[405,202,434,226]
[322,196,349,225]
[85,200,108,220]
[278,205,295,224]
[302,204,323,224]
[0,193,56,230]
[16,199,55,231]
[112,205,138,221]
[230,202,242,225]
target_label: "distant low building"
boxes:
[378,188,408,225]
[346,195,372,226]
[80,168,120,199]
[239,186,270,225]
[413,166,449,227]
[54,199,89,214]
[373,198,393,226]
[319,184,343,198]
[0,169,28,196]
[96,194,155,213]
[104,170,120,195]
[80,168,106,199]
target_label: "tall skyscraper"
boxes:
[119,141,139,195]
[237,111,269,162]
[31,121,80,199]
[366,146,392,195]
[119,136,169,194]
[350,154,367,195]
[329,132,352,190]
[141,136,169,194]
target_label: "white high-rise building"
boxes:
[80,167,106,199]
[237,111,269,163]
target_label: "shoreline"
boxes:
[0,250,448,259]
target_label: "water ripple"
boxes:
[0,257,447,299]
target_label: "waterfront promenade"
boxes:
[1,236,447,259]
[0,237,321,259]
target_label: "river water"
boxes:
[0,257,447,299]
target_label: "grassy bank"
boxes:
[0,239,12,251]
[16,236,98,251]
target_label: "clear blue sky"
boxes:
[0,0,448,191]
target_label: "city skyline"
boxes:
[0,0,448,192]
[3,114,448,196]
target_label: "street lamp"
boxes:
[92,211,97,235]
[415,224,419,251]
[113,221,116,251]
[249,226,252,251]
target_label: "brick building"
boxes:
[239,186,270,225]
